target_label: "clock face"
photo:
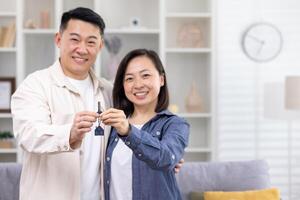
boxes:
[242,23,283,62]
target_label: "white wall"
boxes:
[216,0,300,199]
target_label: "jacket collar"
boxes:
[49,59,104,94]
[146,109,174,123]
[156,109,174,116]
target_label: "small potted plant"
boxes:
[0,131,15,148]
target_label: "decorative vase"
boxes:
[185,82,203,112]
[177,23,203,48]
[40,10,50,29]
[25,19,37,29]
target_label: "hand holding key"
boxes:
[100,108,130,136]
[69,111,98,149]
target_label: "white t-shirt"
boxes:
[67,75,105,200]
[110,124,143,200]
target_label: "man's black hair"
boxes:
[60,7,105,36]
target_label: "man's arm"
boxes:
[69,111,99,149]
[11,74,97,153]
[174,158,184,173]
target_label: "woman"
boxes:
[101,49,189,200]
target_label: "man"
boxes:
[11,7,183,200]
[12,7,110,200]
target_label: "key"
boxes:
[95,101,104,136]
[97,101,102,115]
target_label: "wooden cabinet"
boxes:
[0,0,215,162]
[164,0,215,161]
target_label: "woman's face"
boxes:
[123,56,164,111]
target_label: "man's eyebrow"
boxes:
[88,35,98,40]
[69,33,80,37]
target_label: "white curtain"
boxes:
[216,1,300,199]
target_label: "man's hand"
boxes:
[100,108,130,136]
[69,111,98,149]
[174,158,184,173]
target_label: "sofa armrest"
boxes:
[0,162,22,200]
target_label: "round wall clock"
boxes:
[241,22,283,62]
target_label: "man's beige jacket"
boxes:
[11,60,112,200]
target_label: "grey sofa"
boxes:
[0,160,270,200]
[176,160,271,200]
[0,162,22,200]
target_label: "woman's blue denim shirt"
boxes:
[104,110,190,200]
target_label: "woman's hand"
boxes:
[100,108,130,136]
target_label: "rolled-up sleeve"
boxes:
[120,117,189,171]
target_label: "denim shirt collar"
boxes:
[156,109,174,116]
[145,109,174,124]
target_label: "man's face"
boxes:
[55,19,103,80]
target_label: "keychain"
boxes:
[95,101,104,136]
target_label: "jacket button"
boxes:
[107,180,109,185]
[171,155,175,160]
[115,138,118,142]
[126,141,131,145]
[107,157,110,161]
[156,131,160,136]
[138,153,142,157]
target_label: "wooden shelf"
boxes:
[0,47,16,52]
[179,113,212,118]
[23,29,56,34]
[0,12,16,17]
[0,0,215,163]
[165,48,211,53]
[0,148,17,153]
[0,113,12,118]
[185,148,212,153]
[106,28,160,34]
[166,12,211,18]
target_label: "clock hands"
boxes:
[247,34,265,55]
[247,34,264,45]
[256,41,265,55]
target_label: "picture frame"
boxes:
[0,77,15,113]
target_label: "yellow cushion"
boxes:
[204,188,280,200]
[189,191,204,200]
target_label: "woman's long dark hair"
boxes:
[113,49,169,117]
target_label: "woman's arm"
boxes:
[122,118,189,171]
[101,108,189,171]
